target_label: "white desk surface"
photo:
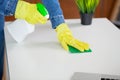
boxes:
[5,18,120,80]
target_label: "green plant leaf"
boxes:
[75,0,99,13]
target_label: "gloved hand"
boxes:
[15,1,47,24]
[55,23,90,52]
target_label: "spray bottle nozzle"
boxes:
[36,3,49,19]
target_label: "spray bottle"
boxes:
[7,3,49,43]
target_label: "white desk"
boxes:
[5,18,120,80]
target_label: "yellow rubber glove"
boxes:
[55,23,90,52]
[15,1,47,24]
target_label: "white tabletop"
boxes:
[5,18,120,80]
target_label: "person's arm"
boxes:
[41,0,90,52]
[0,0,14,78]
[3,0,47,24]
[41,0,65,29]
[4,0,18,16]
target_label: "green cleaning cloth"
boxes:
[68,45,92,53]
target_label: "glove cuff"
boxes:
[55,23,73,41]
[55,23,72,33]
[15,1,30,19]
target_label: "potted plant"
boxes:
[75,0,99,25]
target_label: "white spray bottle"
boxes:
[7,3,49,43]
